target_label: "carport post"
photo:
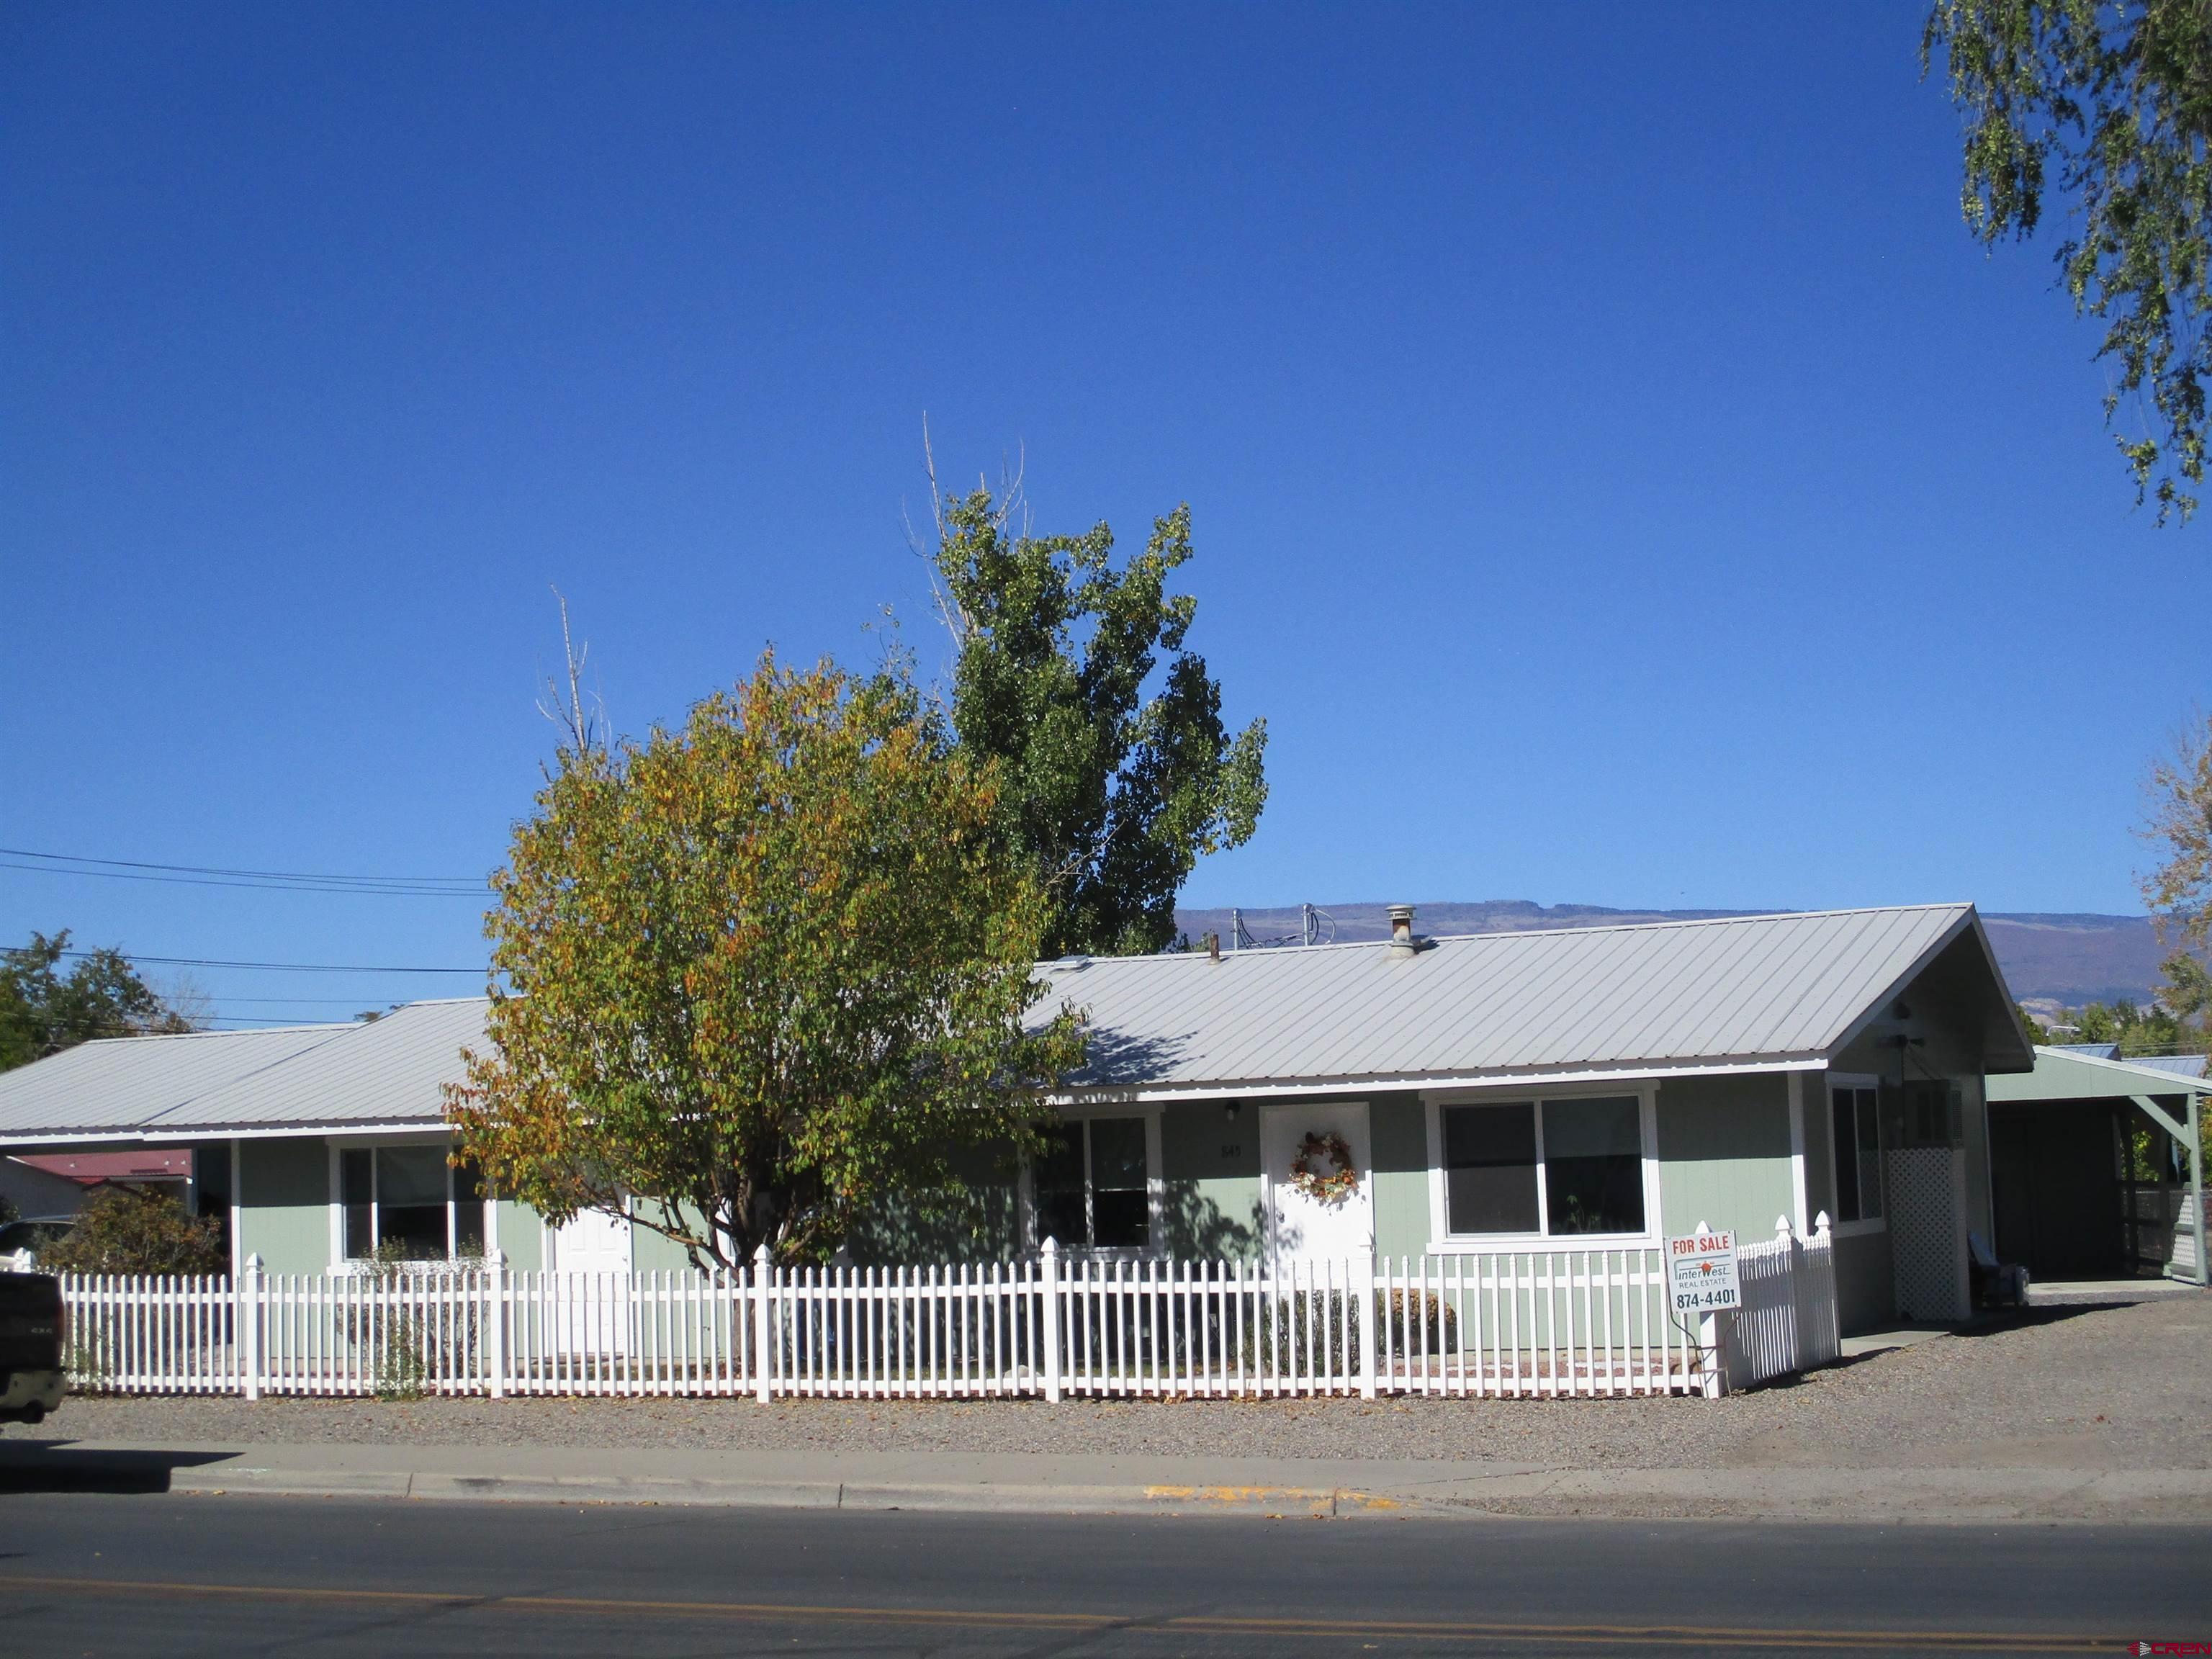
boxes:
[2191,1092,2206,1289]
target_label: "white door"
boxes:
[549,1204,631,1357]
[550,1205,632,1274]
[1261,1101,1375,1261]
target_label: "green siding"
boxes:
[1160,1101,1263,1257]
[237,1137,330,1274]
[844,1141,1023,1263]
[494,1200,544,1270]
[631,1206,700,1273]
[1655,1073,1793,1244]
[1369,1093,1431,1259]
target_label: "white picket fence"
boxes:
[54,1219,1839,1403]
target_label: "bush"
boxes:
[38,1184,226,1276]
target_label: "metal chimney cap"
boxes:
[1387,904,1429,957]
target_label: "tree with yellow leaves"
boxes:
[446,652,1086,1268]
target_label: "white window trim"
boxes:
[325,1135,498,1271]
[1422,1082,1661,1252]
[1020,1104,1165,1260]
[1827,1073,1888,1238]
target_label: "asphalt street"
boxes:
[0,1492,2202,1656]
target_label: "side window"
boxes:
[339,1146,490,1262]
[1831,1086,1884,1223]
[1030,1118,1151,1251]
[1032,1123,1087,1251]
[1443,1104,1539,1233]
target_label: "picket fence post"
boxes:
[239,1253,264,1401]
[485,1251,508,1399]
[753,1243,774,1405]
[1692,1223,1727,1399]
[1353,1249,1377,1399]
[1039,1236,1063,1403]
[1812,1210,1839,1359]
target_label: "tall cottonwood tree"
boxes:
[1925,0,2212,521]
[446,653,1086,1267]
[930,483,1268,958]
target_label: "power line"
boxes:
[0,847,485,898]
[59,950,485,976]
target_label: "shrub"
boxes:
[39,1183,226,1276]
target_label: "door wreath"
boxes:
[1288,1130,1359,1205]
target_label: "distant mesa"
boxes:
[1172,901,2171,1015]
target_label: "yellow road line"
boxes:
[0,1573,2105,1650]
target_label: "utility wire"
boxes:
[58,950,485,976]
[0,847,485,898]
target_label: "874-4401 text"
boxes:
[1673,1287,1739,1312]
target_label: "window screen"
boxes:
[1541,1096,1645,1235]
[1032,1123,1087,1250]
[1089,1117,1149,1249]
[1442,1104,1539,1234]
[377,1145,452,1259]
[1832,1086,1883,1222]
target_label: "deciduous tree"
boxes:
[0,932,195,1074]
[1925,1,2212,521]
[446,653,1086,1268]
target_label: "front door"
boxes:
[548,1204,632,1359]
[1260,1101,1375,1261]
[550,1204,633,1274]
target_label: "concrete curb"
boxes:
[144,1462,2212,1523]
[163,1465,1401,1516]
[20,1439,2212,1524]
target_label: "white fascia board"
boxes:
[0,1119,449,1148]
[1052,1053,1828,1107]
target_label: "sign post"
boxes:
[1668,1226,1740,1397]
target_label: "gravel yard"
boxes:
[19,1296,2208,1471]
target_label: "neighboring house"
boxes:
[0,903,2035,1334]
[0,1149,192,1223]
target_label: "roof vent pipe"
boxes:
[1388,904,1421,958]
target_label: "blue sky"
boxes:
[3,3,2202,1025]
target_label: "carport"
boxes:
[1984,1048,2206,1290]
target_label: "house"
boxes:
[0,902,2034,1334]
[0,1148,192,1224]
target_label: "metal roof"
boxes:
[153,997,487,1131]
[0,1000,485,1141]
[1037,903,2027,1095]
[2113,1053,2209,1082]
[0,1023,343,1138]
[0,905,2026,1137]
[1986,1045,2212,1103]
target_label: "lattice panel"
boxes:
[1887,1146,1967,1322]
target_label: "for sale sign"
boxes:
[1667,1230,1741,1313]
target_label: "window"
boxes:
[1440,1095,1647,1238]
[1030,1116,1151,1251]
[1830,1084,1883,1224]
[340,1145,487,1262]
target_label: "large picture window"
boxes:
[1440,1095,1647,1238]
[1031,1116,1151,1251]
[1830,1084,1883,1225]
[340,1145,487,1262]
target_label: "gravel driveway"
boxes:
[19,1296,2206,1472]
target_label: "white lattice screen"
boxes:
[1887,1146,1968,1321]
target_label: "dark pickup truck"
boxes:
[0,1269,67,1424]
